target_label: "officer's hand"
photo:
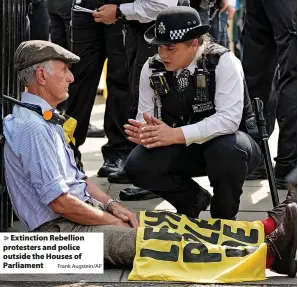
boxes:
[139,116,186,148]
[92,5,117,25]
[124,113,154,145]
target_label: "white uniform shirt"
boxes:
[120,0,178,23]
[137,51,245,145]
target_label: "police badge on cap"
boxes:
[144,6,210,45]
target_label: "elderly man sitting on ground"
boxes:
[3,40,137,266]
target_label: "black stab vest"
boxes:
[148,43,256,133]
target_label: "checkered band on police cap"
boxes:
[169,25,201,40]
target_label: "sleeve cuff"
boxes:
[120,3,134,18]
[77,170,87,180]
[181,124,202,146]
[39,176,69,205]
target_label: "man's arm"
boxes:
[16,122,133,227]
[49,193,128,226]
[84,179,139,228]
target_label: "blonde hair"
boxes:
[184,33,213,46]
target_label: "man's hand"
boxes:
[124,113,154,145]
[108,203,139,228]
[139,116,186,148]
[92,4,117,25]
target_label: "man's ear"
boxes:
[35,68,47,86]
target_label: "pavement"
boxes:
[1,98,296,287]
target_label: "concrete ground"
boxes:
[1,99,296,287]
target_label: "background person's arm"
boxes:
[120,0,178,23]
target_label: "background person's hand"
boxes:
[109,202,139,228]
[219,0,229,12]
[92,5,117,24]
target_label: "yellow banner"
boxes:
[129,211,267,283]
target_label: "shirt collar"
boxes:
[176,44,205,77]
[21,92,53,114]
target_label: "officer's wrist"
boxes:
[116,5,125,20]
[173,128,186,144]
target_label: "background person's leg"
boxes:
[263,0,297,183]
[100,22,132,163]
[62,3,106,147]
[47,0,73,49]
[126,22,158,120]
[28,0,50,41]
[242,0,277,137]
[48,13,67,48]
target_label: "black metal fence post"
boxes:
[0,0,27,231]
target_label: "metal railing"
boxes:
[0,0,27,231]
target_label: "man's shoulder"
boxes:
[4,107,55,142]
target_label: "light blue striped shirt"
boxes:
[3,92,91,231]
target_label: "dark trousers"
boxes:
[125,131,261,219]
[209,11,229,48]
[64,1,131,160]
[125,22,158,118]
[47,0,73,50]
[242,0,297,178]
[28,0,50,41]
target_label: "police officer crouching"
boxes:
[123,6,262,219]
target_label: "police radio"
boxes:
[149,71,170,95]
[195,69,209,102]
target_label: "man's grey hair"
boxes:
[18,60,53,86]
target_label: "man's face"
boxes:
[43,60,74,104]
[158,40,198,71]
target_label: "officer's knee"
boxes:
[205,133,249,164]
[124,149,147,182]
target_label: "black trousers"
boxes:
[125,21,158,118]
[242,0,297,178]
[47,0,73,50]
[64,0,131,160]
[125,131,261,219]
[28,0,50,41]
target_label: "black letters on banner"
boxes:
[222,240,247,247]
[140,245,179,262]
[144,228,182,242]
[225,246,258,257]
[223,225,259,244]
[183,242,222,263]
[144,211,181,229]
[184,225,219,244]
[188,218,221,231]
